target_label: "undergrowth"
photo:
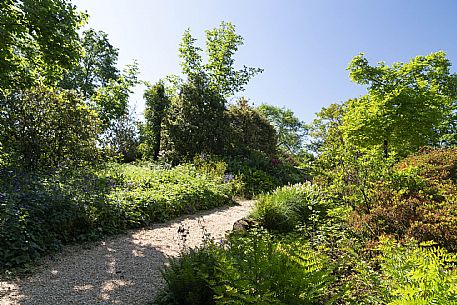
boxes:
[0,162,235,270]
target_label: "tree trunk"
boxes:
[153,120,162,161]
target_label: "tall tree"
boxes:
[61,29,120,99]
[91,62,139,129]
[105,107,140,162]
[257,104,307,155]
[343,51,457,157]
[164,22,262,161]
[227,98,277,157]
[60,29,138,129]
[308,102,346,155]
[178,21,263,98]
[165,74,227,161]
[0,0,86,89]
[204,22,263,97]
[142,82,170,160]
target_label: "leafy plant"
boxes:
[154,229,335,305]
[251,183,327,232]
[378,237,457,304]
[214,230,334,305]
[154,246,218,305]
[0,162,236,270]
[352,148,457,251]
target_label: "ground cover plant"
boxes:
[0,162,235,270]
[154,229,334,305]
[154,147,457,305]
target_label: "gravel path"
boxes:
[0,200,253,305]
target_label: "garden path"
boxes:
[0,200,253,305]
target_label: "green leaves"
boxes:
[157,229,334,305]
[257,104,308,155]
[142,82,170,160]
[0,162,235,270]
[61,29,120,99]
[343,51,457,157]
[178,22,263,98]
[179,29,203,79]
[378,237,457,305]
[91,62,139,129]
[227,99,278,158]
[252,183,327,233]
[0,0,86,89]
[204,21,263,97]
[0,84,101,170]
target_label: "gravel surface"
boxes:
[0,200,253,305]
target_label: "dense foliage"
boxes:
[351,148,457,251]
[343,51,457,157]
[164,74,228,161]
[257,104,308,155]
[251,183,327,232]
[0,0,85,89]
[142,82,170,160]
[0,85,100,169]
[155,51,457,305]
[2,1,457,303]
[155,230,334,305]
[0,162,235,269]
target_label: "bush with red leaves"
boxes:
[350,148,457,251]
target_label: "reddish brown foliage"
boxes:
[352,148,457,251]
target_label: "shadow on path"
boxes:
[0,200,253,305]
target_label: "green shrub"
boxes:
[0,170,93,268]
[0,85,101,170]
[331,237,457,305]
[251,183,327,232]
[154,247,218,305]
[0,162,235,270]
[154,230,334,305]
[214,230,334,305]
[378,237,457,304]
[227,152,307,198]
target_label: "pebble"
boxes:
[0,200,253,305]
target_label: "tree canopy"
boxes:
[179,21,263,98]
[257,104,307,155]
[342,51,457,157]
[61,29,120,99]
[0,0,86,90]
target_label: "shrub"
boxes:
[336,237,457,305]
[227,150,307,198]
[0,170,92,268]
[251,183,327,232]
[154,230,334,305]
[352,148,457,251]
[214,230,334,305]
[226,98,278,158]
[0,162,235,270]
[154,246,218,305]
[0,85,100,170]
[378,237,457,304]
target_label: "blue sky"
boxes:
[72,0,457,123]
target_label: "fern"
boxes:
[378,237,457,305]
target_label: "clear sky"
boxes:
[72,0,457,124]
